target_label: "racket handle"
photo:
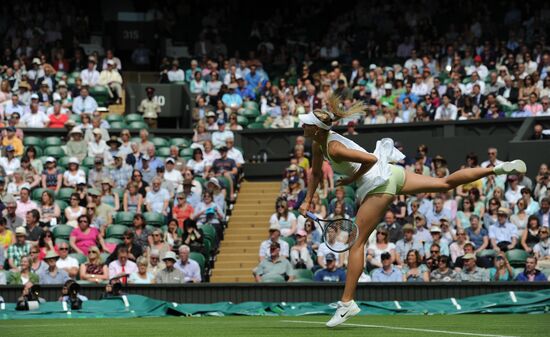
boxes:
[306,211,318,221]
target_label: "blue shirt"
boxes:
[398,92,419,104]
[514,270,547,282]
[236,86,256,100]
[222,93,243,108]
[425,208,452,227]
[371,266,403,282]
[245,72,265,91]
[489,221,518,243]
[146,188,170,213]
[466,227,488,249]
[314,268,346,282]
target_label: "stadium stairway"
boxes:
[210,181,280,283]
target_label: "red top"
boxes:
[49,113,69,128]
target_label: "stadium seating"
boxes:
[114,212,136,225]
[143,212,164,227]
[106,225,129,239]
[53,225,74,241]
[506,250,530,268]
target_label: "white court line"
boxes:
[281,320,521,337]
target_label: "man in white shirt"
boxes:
[21,102,49,127]
[259,224,290,261]
[174,245,202,283]
[411,75,428,97]
[98,60,124,103]
[0,146,20,176]
[56,242,79,279]
[211,119,234,148]
[167,60,185,82]
[404,49,423,71]
[80,57,100,87]
[225,137,244,168]
[480,147,503,168]
[72,87,98,114]
[163,158,183,195]
[465,72,486,95]
[2,94,25,119]
[434,94,457,120]
[466,55,489,80]
[108,246,138,283]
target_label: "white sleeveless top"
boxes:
[321,132,405,200]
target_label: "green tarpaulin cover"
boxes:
[2,290,550,320]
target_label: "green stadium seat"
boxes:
[190,252,206,274]
[292,269,313,280]
[237,115,249,127]
[56,188,76,202]
[217,176,231,200]
[242,108,260,119]
[109,121,128,129]
[180,147,194,157]
[106,224,129,239]
[114,212,135,225]
[82,157,96,168]
[143,212,165,227]
[281,236,296,248]
[100,252,111,262]
[203,237,213,256]
[106,114,124,123]
[113,188,125,200]
[292,278,313,282]
[170,138,191,148]
[57,156,71,168]
[506,249,529,267]
[69,71,80,80]
[32,188,47,201]
[201,224,217,242]
[55,71,66,81]
[105,238,123,245]
[260,274,285,282]
[129,121,149,130]
[151,137,169,148]
[247,122,264,129]
[255,115,268,123]
[477,249,497,258]
[53,225,74,240]
[70,253,87,265]
[55,200,68,212]
[130,137,142,144]
[157,147,171,157]
[55,238,69,246]
[23,136,43,148]
[125,113,144,123]
[44,147,65,159]
[43,136,63,147]
[32,147,44,156]
[69,114,81,123]
[243,101,259,110]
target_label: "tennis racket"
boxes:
[306,211,359,253]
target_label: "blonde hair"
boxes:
[313,94,367,125]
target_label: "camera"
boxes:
[16,284,42,311]
[65,280,83,310]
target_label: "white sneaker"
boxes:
[326,300,361,328]
[493,160,527,175]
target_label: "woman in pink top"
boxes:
[69,215,107,255]
[525,92,543,115]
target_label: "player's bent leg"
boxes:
[326,193,393,328]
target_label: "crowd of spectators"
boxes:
[254,141,550,283]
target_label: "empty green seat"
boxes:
[281,236,296,248]
[201,224,217,242]
[243,101,259,110]
[237,115,249,127]
[292,269,313,280]
[105,238,122,245]
[247,122,264,129]
[128,121,148,130]
[69,114,81,123]
[69,253,87,265]
[55,200,68,212]
[157,147,171,157]
[506,249,530,267]
[32,188,47,201]
[23,136,43,148]
[180,147,194,157]
[477,249,497,258]
[57,157,71,168]
[112,188,125,200]
[44,147,65,159]
[82,157,96,167]
[170,138,191,148]
[260,274,285,283]
[110,121,128,129]
[43,136,62,147]
[106,224,128,239]
[56,188,75,201]
[255,115,268,123]
[151,137,169,148]
[143,212,164,227]
[114,212,136,225]
[125,113,144,123]
[106,114,124,123]
[242,108,260,119]
[53,225,74,240]
[190,252,206,275]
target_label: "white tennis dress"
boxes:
[322,131,405,202]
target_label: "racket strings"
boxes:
[323,219,358,252]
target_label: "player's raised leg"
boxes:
[326,193,394,328]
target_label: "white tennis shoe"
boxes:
[493,160,526,175]
[326,300,361,328]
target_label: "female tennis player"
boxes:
[298,95,526,327]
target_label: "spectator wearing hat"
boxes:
[2,126,23,156]
[425,226,450,258]
[99,59,123,104]
[395,223,424,265]
[21,102,49,128]
[155,251,185,284]
[72,87,98,115]
[7,255,39,285]
[174,245,202,283]
[290,229,314,270]
[39,250,70,285]
[80,57,100,87]
[110,152,132,189]
[371,252,402,282]
[489,207,518,252]
[138,87,161,129]
[47,95,69,128]
[0,145,20,176]
[88,127,108,159]
[63,157,86,188]
[204,110,219,131]
[458,253,489,281]
[16,187,38,220]
[65,127,88,161]
[254,241,294,282]
[211,119,234,149]
[7,226,31,270]
[454,241,491,270]
[280,164,305,194]
[105,136,123,166]
[488,251,514,281]
[314,253,346,282]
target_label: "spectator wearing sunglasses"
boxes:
[430,255,458,282]
[56,242,79,279]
